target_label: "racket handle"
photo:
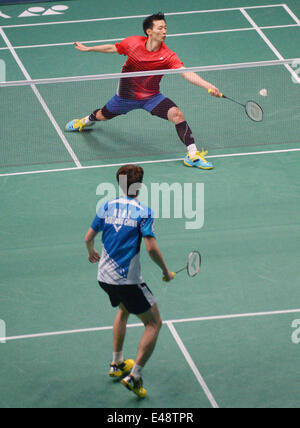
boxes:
[208,88,223,97]
[162,272,176,282]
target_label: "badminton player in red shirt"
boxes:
[66,13,221,169]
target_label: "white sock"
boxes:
[113,351,124,365]
[83,115,92,125]
[187,143,197,157]
[130,364,143,380]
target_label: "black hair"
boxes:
[116,164,144,196]
[143,12,166,36]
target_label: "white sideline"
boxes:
[5,308,300,342]
[0,28,82,168]
[0,147,299,178]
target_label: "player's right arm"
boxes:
[74,41,118,53]
[144,237,174,282]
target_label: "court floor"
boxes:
[0,0,300,408]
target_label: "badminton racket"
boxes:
[162,251,201,282]
[209,89,264,122]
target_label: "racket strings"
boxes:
[187,251,201,277]
[245,101,263,122]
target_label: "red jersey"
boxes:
[115,36,184,100]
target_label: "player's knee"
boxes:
[153,316,163,332]
[157,317,163,331]
[168,107,185,124]
[142,315,162,332]
[146,318,162,334]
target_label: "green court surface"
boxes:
[0,0,300,409]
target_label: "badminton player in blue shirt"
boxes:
[85,164,174,398]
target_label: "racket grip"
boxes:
[162,272,176,282]
[208,88,223,97]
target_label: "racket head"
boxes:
[245,101,264,122]
[187,251,201,277]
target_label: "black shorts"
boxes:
[98,282,156,315]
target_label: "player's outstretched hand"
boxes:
[88,250,101,263]
[208,86,222,98]
[74,41,90,52]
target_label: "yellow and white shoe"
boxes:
[184,149,213,170]
[65,118,95,132]
[109,359,135,378]
[121,374,147,398]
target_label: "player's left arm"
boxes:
[85,227,101,263]
[144,237,174,282]
[179,69,222,97]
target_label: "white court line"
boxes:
[0,147,299,178]
[169,308,300,325]
[0,4,286,29]
[0,24,298,51]
[240,8,300,84]
[166,321,219,409]
[282,4,300,25]
[4,322,143,342]
[6,308,300,407]
[5,307,300,342]
[0,28,82,168]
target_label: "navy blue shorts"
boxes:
[104,93,166,115]
[99,281,156,315]
[101,92,178,119]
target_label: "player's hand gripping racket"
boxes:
[162,251,201,282]
[208,89,264,122]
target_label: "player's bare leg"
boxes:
[109,304,134,378]
[121,303,162,398]
[135,303,162,367]
[113,304,130,353]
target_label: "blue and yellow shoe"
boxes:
[65,118,95,132]
[184,149,213,170]
[121,374,147,398]
[109,359,135,378]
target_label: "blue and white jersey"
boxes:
[91,196,155,285]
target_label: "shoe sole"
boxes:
[121,378,147,398]
[65,127,92,132]
[65,128,80,132]
[184,161,213,170]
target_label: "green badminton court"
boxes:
[0,0,300,409]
